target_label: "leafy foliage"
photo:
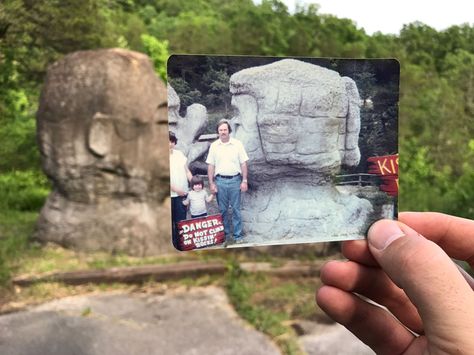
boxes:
[0,118,40,171]
[399,139,474,218]
[141,34,169,81]
[0,170,50,211]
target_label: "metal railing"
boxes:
[198,171,379,188]
[335,173,378,187]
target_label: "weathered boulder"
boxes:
[168,84,209,171]
[229,59,372,243]
[35,48,173,255]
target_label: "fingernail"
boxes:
[368,221,405,250]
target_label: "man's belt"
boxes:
[216,174,240,179]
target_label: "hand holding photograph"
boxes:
[168,55,399,251]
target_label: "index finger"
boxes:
[399,212,474,267]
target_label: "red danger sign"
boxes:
[177,214,225,251]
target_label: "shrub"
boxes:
[0,118,41,172]
[0,170,50,211]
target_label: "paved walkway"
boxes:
[0,287,373,355]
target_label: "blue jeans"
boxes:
[216,175,242,239]
[171,195,187,249]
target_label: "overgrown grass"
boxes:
[0,169,50,286]
[225,263,308,355]
[5,237,223,279]
[0,210,39,285]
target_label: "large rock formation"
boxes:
[229,59,373,243]
[35,48,173,255]
[168,84,209,173]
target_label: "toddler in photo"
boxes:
[183,176,214,218]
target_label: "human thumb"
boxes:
[367,220,474,341]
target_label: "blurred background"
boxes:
[0,0,473,353]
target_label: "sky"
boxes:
[279,0,473,35]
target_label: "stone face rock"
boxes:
[228,59,372,243]
[168,84,209,169]
[230,59,361,180]
[35,48,174,255]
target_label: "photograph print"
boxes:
[168,55,399,251]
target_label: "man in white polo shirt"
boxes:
[206,119,249,242]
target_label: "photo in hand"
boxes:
[168,55,399,251]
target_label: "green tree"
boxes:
[1,0,115,83]
[399,22,440,69]
[315,15,368,57]
[442,49,474,116]
[365,32,403,58]
[141,34,169,81]
[168,77,202,115]
[202,67,231,112]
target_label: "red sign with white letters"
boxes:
[367,154,399,196]
[177,214,225,251]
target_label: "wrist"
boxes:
[242,179,248,183]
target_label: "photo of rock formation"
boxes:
[168,55,399,247]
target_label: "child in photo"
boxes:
[183,176,214,218]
